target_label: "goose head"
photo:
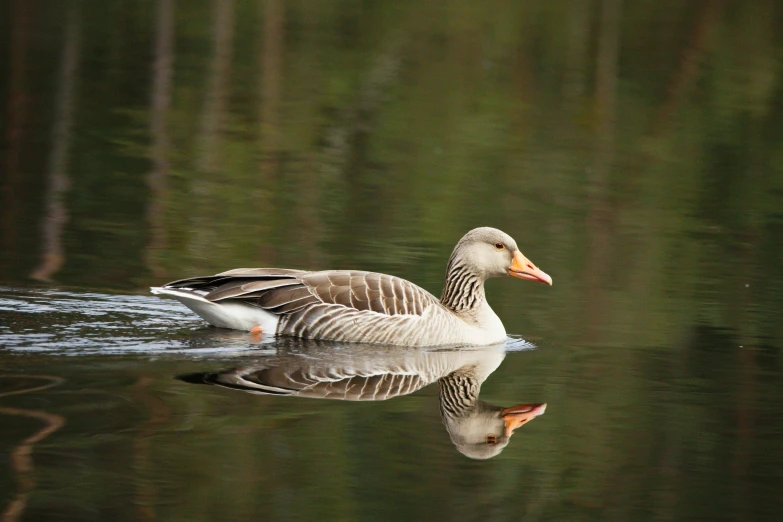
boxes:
[447,227,552,284]
[443,401,547,460]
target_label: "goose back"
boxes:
[158,269,482,345]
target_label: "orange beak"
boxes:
[501,403,547,437]
[508,250,552,285]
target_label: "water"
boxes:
[2,289,780,521]
[3,0,783,519]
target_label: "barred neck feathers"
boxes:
[438,368,481,418]
[439,255,486,313]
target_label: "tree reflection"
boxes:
[29,4,80,282]
[0,375,66,522]
[145,0,175,278]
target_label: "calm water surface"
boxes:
[3,0,783,520]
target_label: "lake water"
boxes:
[2,0,783,520]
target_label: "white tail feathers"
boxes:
[150,286,279,332]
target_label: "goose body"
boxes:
[179,340,547,459]
[151,227,552,347]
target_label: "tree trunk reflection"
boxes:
[146,0,175,278]
[29,4,80,282]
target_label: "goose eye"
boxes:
[494,242,505,250]
[485,435,498,445]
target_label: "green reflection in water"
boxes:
[2,0,783,519]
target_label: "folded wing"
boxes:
[161,269,440,318]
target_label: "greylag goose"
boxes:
[178,340,547,459]
[151,227,552,347]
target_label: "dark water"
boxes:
[3,0,783,520]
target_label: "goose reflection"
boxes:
[178,340,546,459]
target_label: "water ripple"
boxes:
[0,286,272,356]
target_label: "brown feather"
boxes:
[257,286,315,309]
[215,268,306,277]
[326,273,351,287]
[268,296,320,314]
[332,289,353,307]
[161,269,438,321]
[205,279,300,301]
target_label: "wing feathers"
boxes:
[215,268,307,277]
[205,279,301,301]
[158,269,439,329]
[257,286,316,309]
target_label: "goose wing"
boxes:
[161,269,441,317]
[180,363,430,401]
[299,270,439,316]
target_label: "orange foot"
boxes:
[250,325,263,335]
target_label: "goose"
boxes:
[178,340,547,459]
[151,227,552,347]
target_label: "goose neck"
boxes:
[439,257,486,313]
[438,368,481,419]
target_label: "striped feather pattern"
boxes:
[440,259,483,313]
[200,365,430,401]
[178,341,507,402]
[439,370,481,418]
